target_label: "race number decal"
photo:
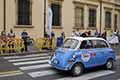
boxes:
[81,53,91,62]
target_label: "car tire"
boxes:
[105,59,114,70]
[71,63,83,76]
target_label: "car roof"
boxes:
[66,37,106,41]
[65,37,111,48]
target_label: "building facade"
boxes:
[0,0,120,38]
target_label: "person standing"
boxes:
[60,31,65,46]
[80,31,88,37]
[101,31,107,40]
[72,30,76,37]
[21,30,29,52]
[8,29,15,38]
[87,31,91,36]
[75,29,81,37]
[61,31,65,40]
[8,29,15,53]
[116,31,120,43]
[72,29,80,37]
[94,30,99,37]
[1,31,7,53]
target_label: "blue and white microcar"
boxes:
[49,37,116,76]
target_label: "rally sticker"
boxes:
[81,53,91,62]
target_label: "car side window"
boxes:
[98,40,108,48]
[92,40,108,48]
[80,40,93,49]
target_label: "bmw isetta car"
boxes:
[49,37,116,76]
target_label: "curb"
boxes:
[0,50,54,57]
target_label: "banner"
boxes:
[47,7,53,39]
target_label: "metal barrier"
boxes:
[0,38,24,54]
[0,37,56,54]
[35,38,56,50]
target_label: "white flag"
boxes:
[47,7,53,39]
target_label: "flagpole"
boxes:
[4,0,6,32]
[44,0,47,37]
[100,0,102,34]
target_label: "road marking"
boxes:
[28,70,57,78]
[0,70,23,78]
[13,60,48,66]
[8,56,49,62]
[4,54,48,59]
[19,64,51,70]
[57,70,115,80]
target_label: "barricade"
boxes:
[0,38,24,54]
[35,38,56,50]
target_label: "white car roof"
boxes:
[66,37,110,48]
[66,37,106,41]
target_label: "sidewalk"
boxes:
[0,45,53,56]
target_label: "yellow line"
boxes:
[0,70,23,75]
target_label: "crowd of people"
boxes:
[0,29,31,53]
[0,28,66,53]
[46,29,120,47]
[0,29,15,53]
[0,28,120,53]
[72,29,120,43]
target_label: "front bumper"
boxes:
[49,60,73,71]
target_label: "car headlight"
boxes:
[72,53,76,59]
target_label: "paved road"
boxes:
[112,44,120,55]
[0,53,120,80]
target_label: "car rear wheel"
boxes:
[71,63,83,76]
[105,59,114,70]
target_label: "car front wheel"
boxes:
[71,63,83,76]
[105,59,114,70]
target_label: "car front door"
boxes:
[80,40,97,67]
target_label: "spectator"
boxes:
[75,29,81,37]
[50,31,55,47]
[101,31,107,40]
[57,31,65,47]
[1,31,6,36]
[116,31,120,43]
[1,31,7,53]
[8,29,15,53]
[114,30,117,35]
[51,31,55,39]
[87,31,91,36]
[21,30,29,52]
[80,32,88,37]
[8,29,15,38]
[61,31,65,40]
[94,30,99,37]
[72,30,76,37]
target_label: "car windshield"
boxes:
[62,38,79,49]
